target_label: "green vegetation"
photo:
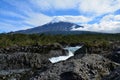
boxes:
[0,33,120,48]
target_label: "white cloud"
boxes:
[52,16,92,23]
[78,0,120,15]
[101,14,120,22]
[1,0,53,28]
[23,14,92,27]
[53,0,77,9]
[24,13,52,26]
[30,0,120,16]
[30,0,78,10]
[73,14,120,33]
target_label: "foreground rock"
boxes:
[0,69,30,80]
[30,54,119,80]
[0,44,67,70]
[107,46,120,64]
[60,71,83,80]
[0,45,68,80]
[0,52,50,70]
[0,42,120,80]
[0,43,63,54]
[102,67,120,80]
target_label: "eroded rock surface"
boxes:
[0,43,120,80]
[30,54,119,80]
[102,67,120,80]
[60,71,83,80]
[107,46,120,64]
[0,52,49,70]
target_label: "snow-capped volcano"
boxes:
[15,20,83,34]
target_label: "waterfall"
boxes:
[49,46,82,63]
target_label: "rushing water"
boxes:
[49,46,82,63]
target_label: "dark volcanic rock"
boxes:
[69,43,84,47]
[60,71,83,80]
[30,54,119,80]
[0,43,63,54]
[107,47,120,64]
[102,67,120,80]
[0,52,50,70]
[73,45,86,59]
[0,43,67,70]
[48,49,68,57]
[0,42,120,80]
[0,44,69,80]
[58,42,68,47]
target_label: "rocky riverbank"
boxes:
[0,42,120,80]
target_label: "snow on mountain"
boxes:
[15,21,83,34]
[15,16,85,34]
[51,16,67,23]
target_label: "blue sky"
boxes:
[0,0,120,33]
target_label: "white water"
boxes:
[49,46,82,63]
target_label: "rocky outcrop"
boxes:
[0,43,69,69]
[102,67,120,80]
[0,49,68,70]
[30,54,119,80]
[0,43,69,80]
[0,69,30,80]
[107,46,120,64]
[60,71,83,80]
[0,43,63,54]
[0,42,120,80]
[0,52,49,70]
[47,49,68,57]
[73,45,86,59]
